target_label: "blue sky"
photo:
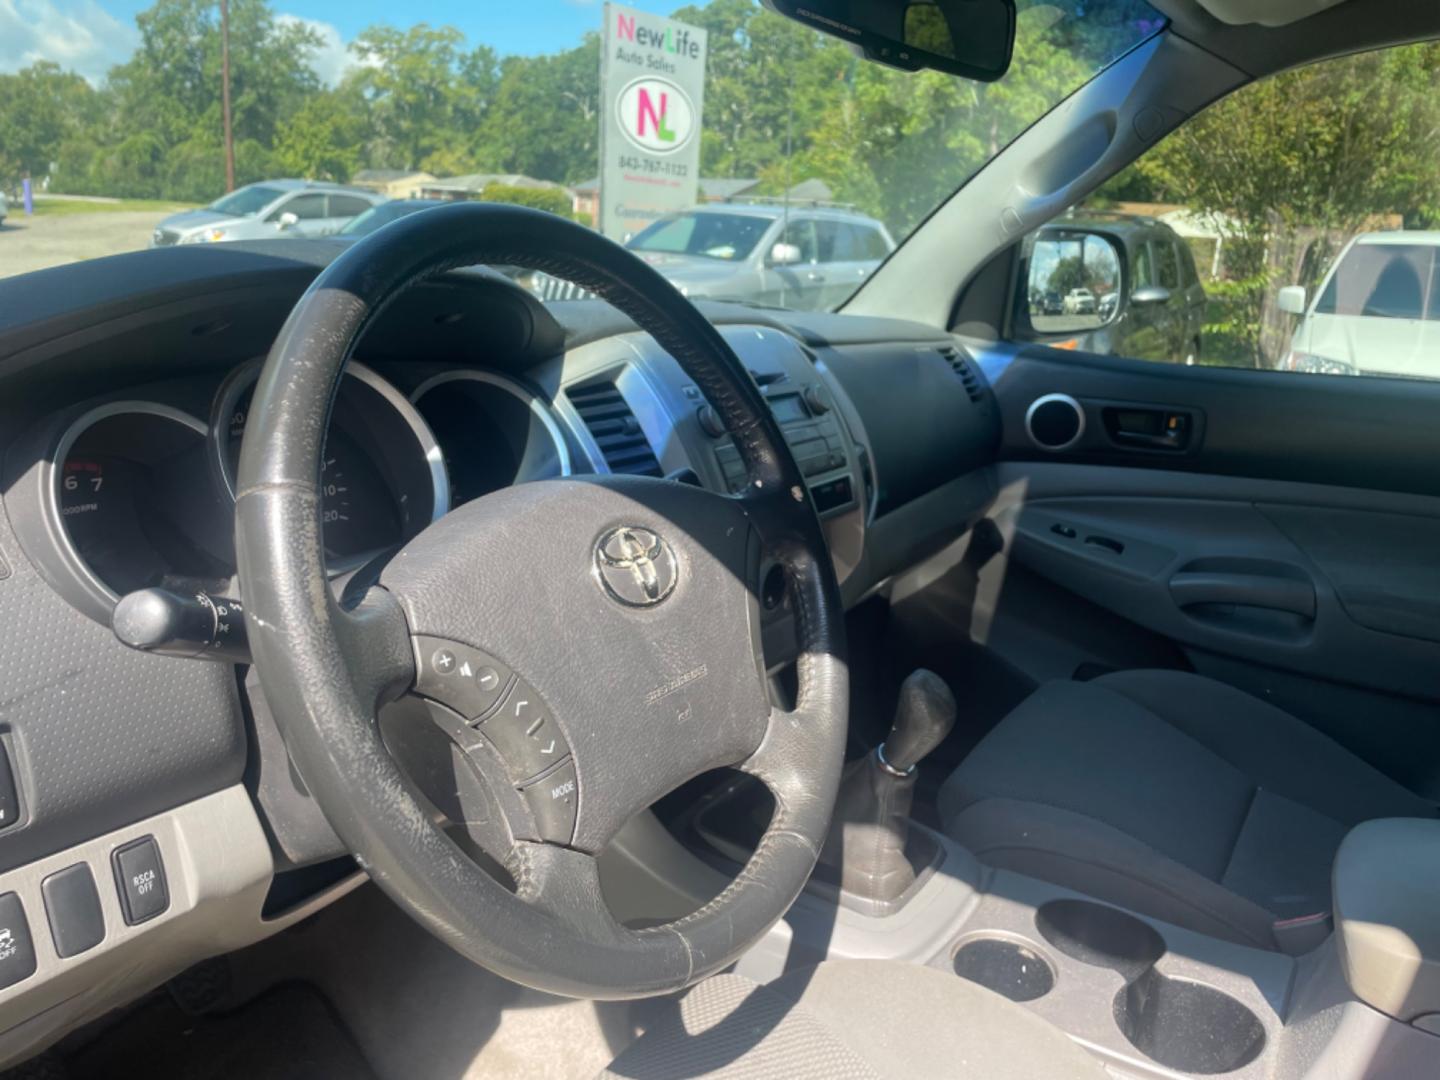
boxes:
[0,0,683,85]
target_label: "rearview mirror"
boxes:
[769,242,802,266]
[1277,285,1307,315]
[1022,228,1123,336]
[276,211,299,230]
[762,0,1015,82]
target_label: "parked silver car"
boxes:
[150,180,385,247]
[603,203,891,310]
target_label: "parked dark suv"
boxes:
[1015,213,1206,365]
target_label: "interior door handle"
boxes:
[1168,572,1316,618]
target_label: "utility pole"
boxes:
[221,0,235,192]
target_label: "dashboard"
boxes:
[0,240,999,1061]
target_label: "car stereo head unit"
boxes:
[707,382,856,517]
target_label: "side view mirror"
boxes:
[1131,284,1172,307]
[769,242,802,267]
[1021,228,1123,336]
[1277,285,1307,315]
[276,211,299,230]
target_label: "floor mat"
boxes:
[64,982,376,1080]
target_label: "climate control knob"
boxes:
[802,384,831,414]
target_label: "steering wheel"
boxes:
[234,203,848,999]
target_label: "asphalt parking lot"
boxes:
[0,210,174,279]
[1031,313,1107,334]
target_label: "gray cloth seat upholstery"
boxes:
[939,670,1437,952]
[601,959,1105,1079]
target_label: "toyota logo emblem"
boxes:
[594,526,678,607]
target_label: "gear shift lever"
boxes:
[818,669,957,907]
[878,669,958,775]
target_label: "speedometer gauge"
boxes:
[211,361,448,567]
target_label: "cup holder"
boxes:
[1115,970,1265,1074]
[952,937,1055,1003]
[1037,899,1265,1074]
[1035,898,1165,981]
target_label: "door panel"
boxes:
[987,346,1440,497]
[975,344,1440,799]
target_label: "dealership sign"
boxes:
[599,3,708,239]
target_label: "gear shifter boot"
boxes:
[818,670,957,905]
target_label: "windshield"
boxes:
[1,0,1162,308]
[1315,242,1440,321]
[210,186,284,217]
[628,213,771,261]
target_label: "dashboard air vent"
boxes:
[566,380,663,476]
[940,344,985,404]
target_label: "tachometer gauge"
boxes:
[212,361,448,567]
[51,403,233,600]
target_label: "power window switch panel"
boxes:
[42,863,105,958]
[0,892,37,990]
[112,837,168,925]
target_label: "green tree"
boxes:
[0,63,99,185]
[1137,41,1440,365]
[274,88,368,180]
[476,36,601,183]
[478,182,574,217]
[1046,255,1087,295]
[111,0,320,150]
[350,25,496,170]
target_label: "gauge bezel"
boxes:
[211,360,450,569]
[409,369,574,487]
[44,401,210,617]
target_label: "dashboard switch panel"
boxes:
[41,863,105,958]
[0,743,19,831]
[112,836,168,925]
[0,892,37,990]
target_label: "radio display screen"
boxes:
[769,394,807,423]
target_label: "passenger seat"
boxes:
[938,670,1437,952]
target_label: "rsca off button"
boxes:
[111,837,169,925]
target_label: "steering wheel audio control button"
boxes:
[480,679,572,784]
[412,635,514,721]
[519,760,578,844]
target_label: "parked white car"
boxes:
[1063,287,1096,314]
[1279,231,1440,378]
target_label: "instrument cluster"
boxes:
[40,361,573,620]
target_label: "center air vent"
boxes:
[940,344,985,404]
[566,379,663,476]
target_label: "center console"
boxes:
[599,663,1440,1080]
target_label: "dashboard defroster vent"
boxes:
[940,345,985,404]
[566,379,663,476]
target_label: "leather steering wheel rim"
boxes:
[234,202,848,999]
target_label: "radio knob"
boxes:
[696,404,727,438]
[802,384,831,415]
